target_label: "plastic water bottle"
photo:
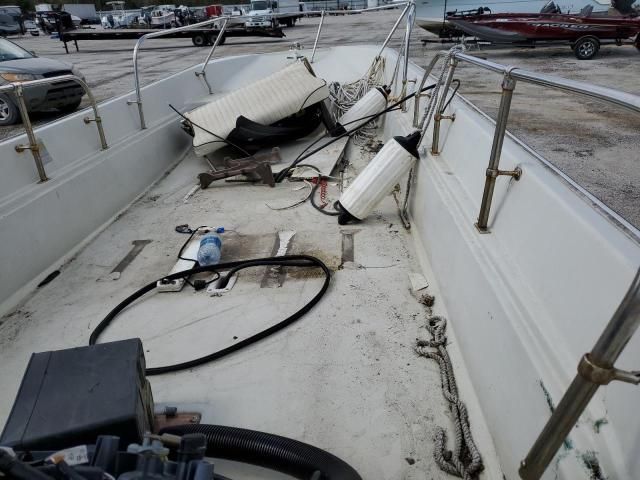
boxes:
[196,228,224,266]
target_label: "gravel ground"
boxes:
[1,11,639,227]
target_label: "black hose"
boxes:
[0,450,52,480]
[274,83,436,183]
[89,255,330,376]
[160,424,362,480]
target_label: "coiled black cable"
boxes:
[274,83,437,183]
[160,424,362,480]
[89,255,331,376]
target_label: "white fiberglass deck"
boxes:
[2,43,640,480]
[0,143,501,479]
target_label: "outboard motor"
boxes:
[337,131,421,225]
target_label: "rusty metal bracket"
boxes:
[434,113,456,122]
[485,166,522,180]
[153,411,202,433]
[198,149,281,188]
[15,143,39,153]
[578,353,640,386]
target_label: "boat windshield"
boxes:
[539,1,562,13]
[0,38,33,62]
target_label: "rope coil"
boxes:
[415,315,484,480]
[328,56,386,144]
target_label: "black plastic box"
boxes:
[0,339,154,451]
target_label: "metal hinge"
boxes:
[578,353,640,386]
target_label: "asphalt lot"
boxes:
[1,11,639,228]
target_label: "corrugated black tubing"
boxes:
[160,424,362,480]
[0,449,52,480]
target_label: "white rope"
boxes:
[328,55,386,145]
[415,316,484,480]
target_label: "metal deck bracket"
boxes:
[485,166,522,180]
[578,353,640,386]
[153,412,202,433]
[434,112,456,122]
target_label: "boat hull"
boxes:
[151,12,176,27]
[1,46,640,479]
[448,12,640,42]
[415,0,610,34]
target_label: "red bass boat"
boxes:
[447,2,640,59]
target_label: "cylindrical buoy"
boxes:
[332,86,390,136]
[337,131,421,225]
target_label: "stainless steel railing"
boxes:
[413,52,446,127]
[310,10,325,63]
[399,0,415,112]
[374,1,412,60]
[520,267,640,479]
[128,16,229,129]
[413,50,640,232]
[307,2,412,67]
[195,17,230,95]
[128,3,413,129]
[0,75,108,183]
[412,50,640,479]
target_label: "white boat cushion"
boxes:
[185,61,329,157]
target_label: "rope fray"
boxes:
[415,316,484,480]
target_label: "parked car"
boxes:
[0,38,85,126]
[23,20,40,36]
[0,13,21,36]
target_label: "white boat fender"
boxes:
[184,62,329,157]
[332,86,391,136]
[337,131,421,225]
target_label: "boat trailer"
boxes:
[58,26,285,53]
